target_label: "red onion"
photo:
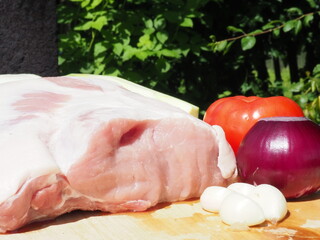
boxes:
[237,117,320,199]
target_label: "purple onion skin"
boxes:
[237,117,320,199]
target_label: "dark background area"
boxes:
[0,0,58,76]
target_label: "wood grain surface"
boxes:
[1,193,319,240]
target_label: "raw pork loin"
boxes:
[0,74,237,232]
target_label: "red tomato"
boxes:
[203,96,304,154]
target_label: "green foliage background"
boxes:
[57,0,320,122]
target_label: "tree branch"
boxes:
[213,11,319,45]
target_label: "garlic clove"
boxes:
[227,182,256,196]
[220,192,265,227]
[200,186,232,213]
[248,184,287,224]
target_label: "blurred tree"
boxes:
[57,0,320,119]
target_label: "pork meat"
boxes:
[0,74,237,232]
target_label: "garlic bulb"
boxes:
[227,182,256,195]
[200,186,232,213]
[200,183,288,227]
[220,191,265,226]
[248,184,287,224]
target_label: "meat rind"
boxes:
[0,74,237,232]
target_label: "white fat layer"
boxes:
[71,74,199,117]
[0,125,59,202]
[0,76,60,202]
[0,74,237,202]
[0,74,41,84]
[212,125,237,179]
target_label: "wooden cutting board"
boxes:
[1,193,319,240]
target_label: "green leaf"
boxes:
[143,28,155,35]
[270,48,281,58]
[91,16,108,31]
[94,42,107,57]
[156,58,171,73]
[180,18,193,27]
[181,48,190,57]
[58,56,66,65]
[210,35,216,42]
[312,64,320,75]
[241,36,256,51]
[311,79,317,92]
[153,43,162,51]
[316,79,320,92]
[305,0,317,8]
[273,28,280,37]
[178,82,186,94]
[74,21,92,31]
[218,90,232,98]
[84,12,94,20]
[223,41,235,55]
[154,15,166,29]
[138,34,150,45]
[81,0,91,9]
[294,20,302,35]
[137,34,154,49]
[104,67,121,76]
[91,0,103,9]
[135,51,150,61]
[286,7,303,15]
[269,20,283,25]
[213,40,227,52]
[145,19,153,29]
[249,29,263,35]
[283,20,297,32]
[156,31,168,44]
[122,46,136,61]
[94,63,106,75]
[113,43,123,56]
[159,49,181,58]
[262,22,275,30]
[227,26,244,34]
[290,81,305,92]
[303,14,314,27]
